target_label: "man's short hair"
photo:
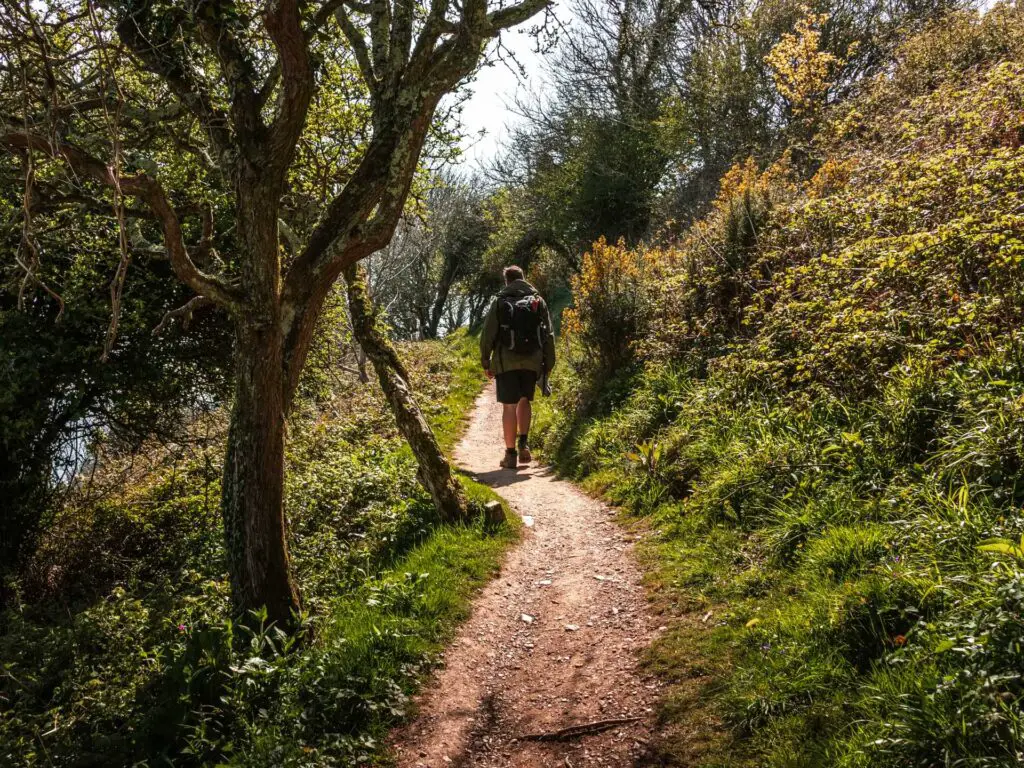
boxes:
[503,265,525,283]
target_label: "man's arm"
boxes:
[543,303,557,371]
[480,300,498,372]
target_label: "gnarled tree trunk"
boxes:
[343,263,469,522]
[221,326,301,626]
[220,195,301,628]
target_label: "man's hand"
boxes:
[485,368,495,380]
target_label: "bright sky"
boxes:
[454,15,563,172]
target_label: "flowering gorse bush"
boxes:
[562,236,668,385]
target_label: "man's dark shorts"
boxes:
[496,370,538,404]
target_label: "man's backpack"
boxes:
[497,292,548,354]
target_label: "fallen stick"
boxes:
[516,716,644,742]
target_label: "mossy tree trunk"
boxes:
[344,263,469,522]
[220,191,302,626]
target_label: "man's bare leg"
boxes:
[499,403,519,468]
[516,398,532,439]
[516,398,533,462]
[502,404,518,450]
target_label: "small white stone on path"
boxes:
[520,614,534,624]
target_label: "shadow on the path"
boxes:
[466,468,533,488]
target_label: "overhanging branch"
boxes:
[2,131,242,311]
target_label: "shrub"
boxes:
[562,236,662,386]
[535,6,1024,766]
[640,156,800,367]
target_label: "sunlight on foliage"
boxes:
[765,8,842,118]
[535,5,1024,766]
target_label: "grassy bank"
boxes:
[537,357,1024,766]
[534,8,1024,766]
[1,330,514,767]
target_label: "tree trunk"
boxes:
[343,263,469,522]
[426,262,458,338]
[355,344,370,384]
[221,322,302,627]
[220,190,301,628]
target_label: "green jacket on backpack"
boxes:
[480,279,557,375]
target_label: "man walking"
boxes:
[480,266,556,469]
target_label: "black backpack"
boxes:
[497,292,548,354]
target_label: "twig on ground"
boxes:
[516,716,643,742]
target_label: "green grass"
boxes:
[415,327,486,453]
[0,330,514,767]
[533,354,1024,767]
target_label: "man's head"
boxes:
[503,265,525,284]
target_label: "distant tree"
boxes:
[491,0,696,255]
[2,0,548,626]
[368,175,493,338]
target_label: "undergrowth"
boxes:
[535,7,1024,766]
[0,330,513,767]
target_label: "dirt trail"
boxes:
[391,383,662,767]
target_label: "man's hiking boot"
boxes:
[517,434,531,464]
[500,449,518,469]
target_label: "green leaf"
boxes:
[978,539,1023,558]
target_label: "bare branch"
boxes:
[16,150,65,318]
[153,295,215,335]
[415,0,458,57]
[368,0,393,75]
[193,1,263,142]
[114,3,234,156]
[265,0,314,169]
[335,7,379,99]
[488,0,552,31]
[308,0,348,34]
[188,202,217,267]
[389,0,416,78]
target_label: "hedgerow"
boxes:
[538,6,1024,765]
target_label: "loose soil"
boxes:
[390,383,663,767]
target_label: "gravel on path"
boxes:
[390,383,663,767]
